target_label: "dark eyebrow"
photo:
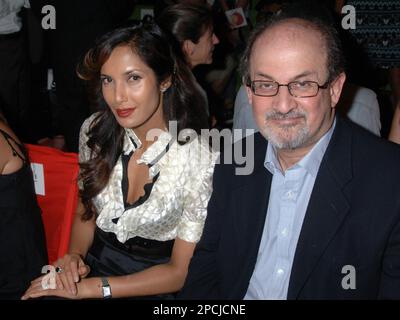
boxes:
[254,72,273,80]
[123,70,139,76]
[100,70,143,78]
[254,71,319,81]
[291,71,318,81]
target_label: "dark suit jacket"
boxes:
[179,117,400,299]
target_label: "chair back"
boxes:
[26,144,79,264]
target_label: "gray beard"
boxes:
[262,124,310,150]
[261,110,309,150]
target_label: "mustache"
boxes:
[265,110,307,121]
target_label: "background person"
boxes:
[0,0,31,140]
[389,103,400,144]
[156,3,219,126]
[0,110,48,299]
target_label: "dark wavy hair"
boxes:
[240,2,345,86]
[77,22,208,220]
[156,3,214,64]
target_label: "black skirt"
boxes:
[85,227,175,300]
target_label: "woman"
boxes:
[156,3,219,125]
[156,3,219,69]
[0,111,48,299]
[22,23,218,300]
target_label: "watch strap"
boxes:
[101,277,112,299]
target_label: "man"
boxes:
[233,82,382,140]
[179,8,400,299]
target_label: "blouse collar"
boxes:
[122,128,173,178]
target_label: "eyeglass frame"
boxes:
[246,78,330,98]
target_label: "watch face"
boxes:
[103,286,112,298]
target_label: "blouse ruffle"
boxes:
[79,113,218,243]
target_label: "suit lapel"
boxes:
[232,134,272,294]
[232,158,272,252]
[287,118,353,299]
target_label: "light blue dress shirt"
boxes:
[244,120,336,300]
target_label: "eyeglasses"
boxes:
[247,79,330,98]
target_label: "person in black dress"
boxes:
[0,111,48,299]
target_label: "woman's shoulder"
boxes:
[176,136,219,170]
[79,112,104,159]
[0,122,23,174]
[80,112,103,135]
[0,124,11,173]
[0,121,20,143]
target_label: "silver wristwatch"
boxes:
[101,277,112,299]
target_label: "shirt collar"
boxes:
[122,128,173,166]
[265,118,336,177]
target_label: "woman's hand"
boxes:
[21,274,82,300]
[53,253,91,295]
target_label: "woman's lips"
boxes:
[116,108,135,118]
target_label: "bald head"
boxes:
[241,15,344,86]
[250,19,329,85]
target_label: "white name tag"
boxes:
[30,162,45,196]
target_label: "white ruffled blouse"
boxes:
[79,113,218,244]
